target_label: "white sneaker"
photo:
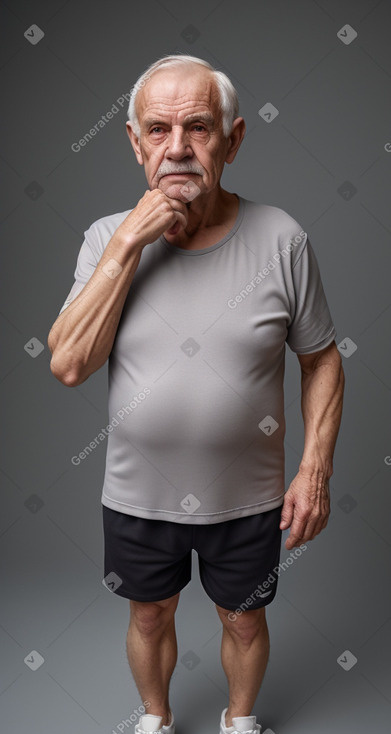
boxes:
[219,707,261,734]
[135,711,175,734]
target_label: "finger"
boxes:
[166,221,182,236]
[163,194,189,213]
[285,529,307,549]
[285,532,305,550]
[312,498,330,536]
[171,200,190,220]
[295,509,327,545]
[285,528,305,550]
[286,512,307,541]
[314,512,329,537]
[165,200,188,229]
[280,496,294,529]
[286,511,329,548]
[174,210,188,229]
[300,515,319,542]
[165,211,188,235]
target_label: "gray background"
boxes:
[1,0,391,732]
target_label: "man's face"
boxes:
[127,67,236,202]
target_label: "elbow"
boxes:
[49,353,83,387]
[48,327,85,386]
[49,348,101,387]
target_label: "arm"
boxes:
[280,340,345,549]
[48,189,188,387]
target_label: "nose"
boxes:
[166,125,192,160]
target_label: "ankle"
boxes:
[161,710,172,727]
[225,709,233,728]
[225,707,251,728]
[148,708,172,727]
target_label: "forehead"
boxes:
[136,66,221,121]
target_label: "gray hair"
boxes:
[127,54,239,138]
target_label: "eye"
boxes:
[151,126,164,134]
[192,125,206,132]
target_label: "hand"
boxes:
[279,466,330,550]
[116,189,189,249]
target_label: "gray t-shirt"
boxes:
[59,195,337,524]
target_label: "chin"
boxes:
[159,181,198,201]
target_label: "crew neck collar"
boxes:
[160,194,245,256]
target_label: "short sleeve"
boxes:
[58,228,99,315]
[286,236,337,354]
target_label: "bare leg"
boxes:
[126,592,180,727]
[216,605,270,728]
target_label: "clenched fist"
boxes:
[115,189,189,250]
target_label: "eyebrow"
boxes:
[184,113,214,125]
[142,113,215,129]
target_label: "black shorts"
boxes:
[102,504,283,611]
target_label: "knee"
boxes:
[217,605,268,646]
[130,594,179,637]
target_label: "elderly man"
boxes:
[48,54,344,734]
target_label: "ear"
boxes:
[225,117,246,164]
[126,121,144,166]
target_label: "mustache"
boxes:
[157,161,204,180]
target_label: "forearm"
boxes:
[48,234,143,386]
[48,189,190,387]
[299,349,345,479]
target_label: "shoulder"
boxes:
[240,198,308,260]
[242,199,304,232]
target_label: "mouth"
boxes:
[160,172,199,179]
